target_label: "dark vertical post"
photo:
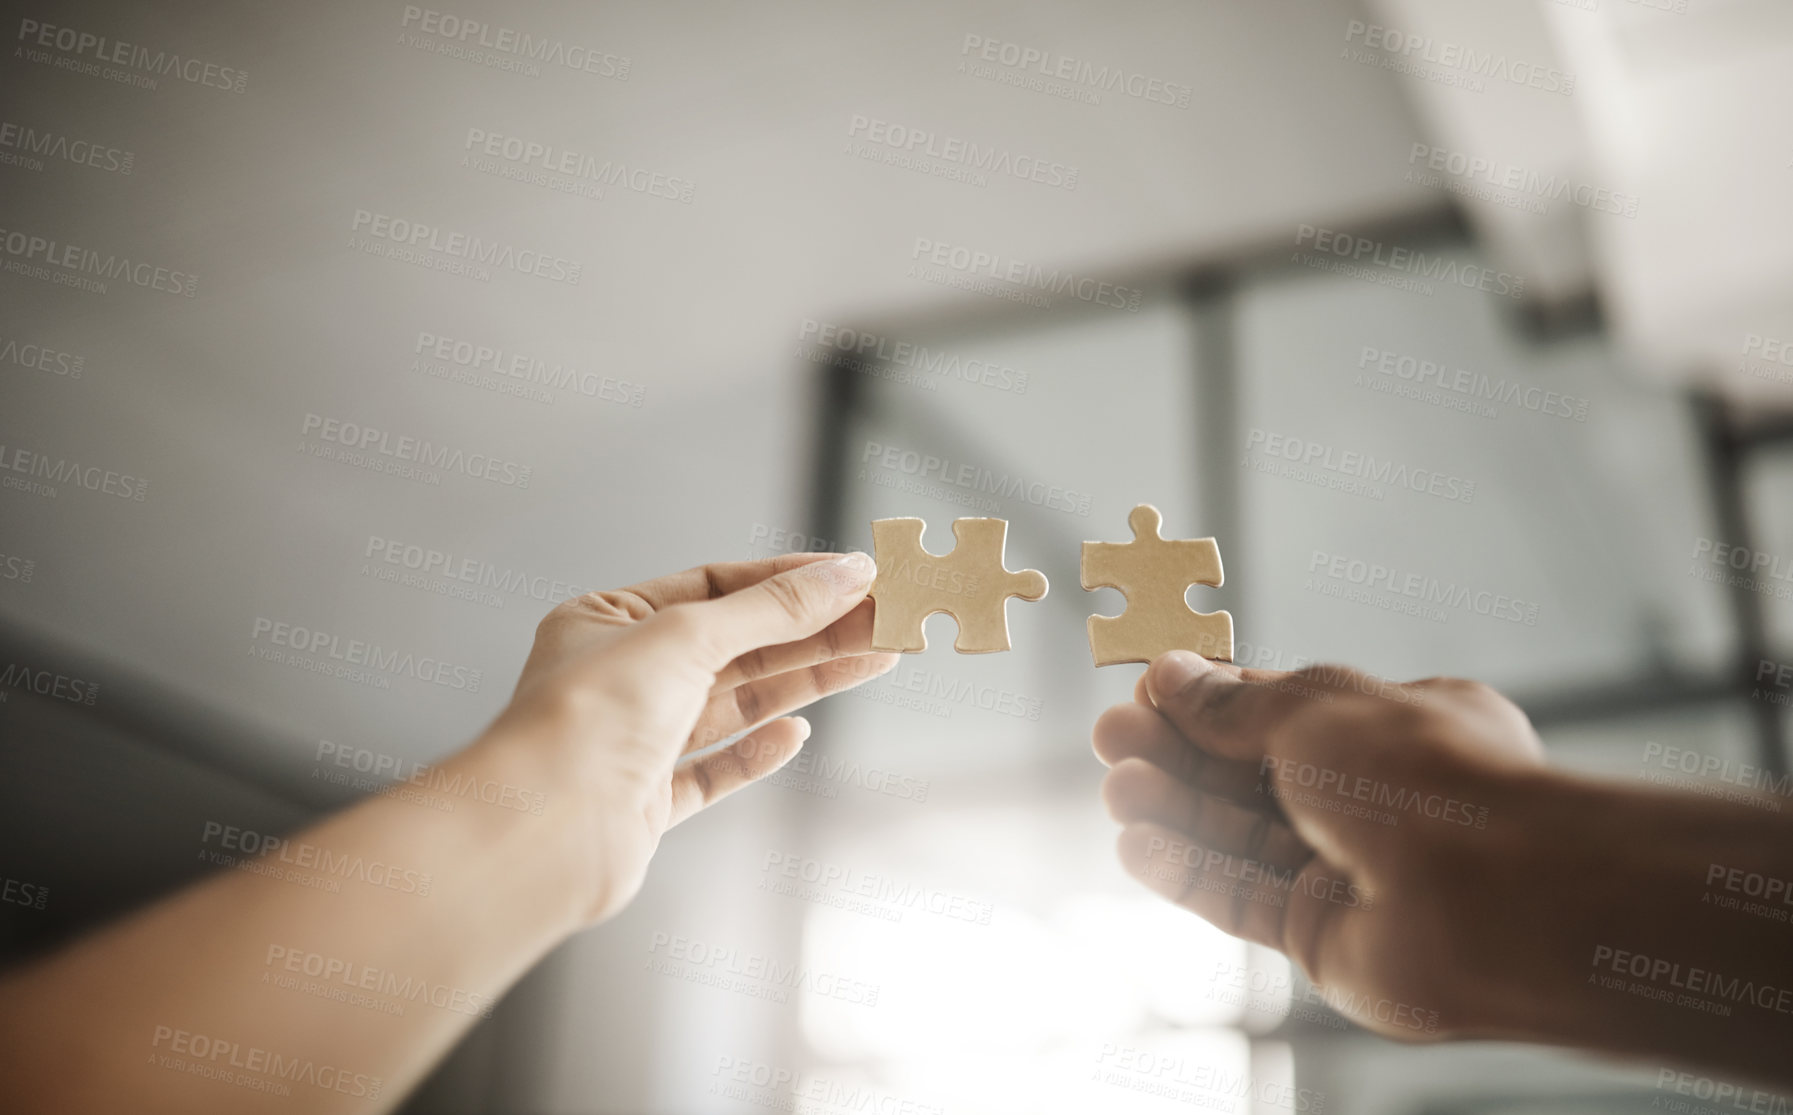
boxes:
[805,350,863,556]
[1694,390,1789,777]
[1179,269,1242,617]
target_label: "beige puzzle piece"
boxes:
[869,517,1048,653]
[1081,504,1233,666]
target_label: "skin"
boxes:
[1096,650,1793,1092]
[4,558,1786,1107]
[0,552,896,1115]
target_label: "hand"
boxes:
[1093,652,1547,1039]
[482,552,897,926]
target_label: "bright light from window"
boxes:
[798,799,1285,1114]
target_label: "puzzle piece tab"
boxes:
[1081,504,1233,666]
[869,517,1048,653]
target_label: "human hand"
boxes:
[1094,652,1547,1039]
[482,553,896,926]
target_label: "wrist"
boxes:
[454,731,610,936]
[1443,764,1793,1063]
[1440,764,1610,1042]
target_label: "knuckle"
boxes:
[735,645,768,680]
[733,681,764,727]
[1411,675,1482,698]
[652,604,716,658]
[532,678,603,736]
[1449,678,1503,705]
[816,617,843,662]
[689,758,717,802]
[1410,676,1511,716]
[570,589,643,621]
[534,597,579,637]
[654,603,701,638]
[1163,666,1228,713]
[758,573,816,625]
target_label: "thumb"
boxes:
[664,552,877,670]
[1145,650,1305,764]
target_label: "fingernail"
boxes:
[1151,650,1211,702]
[831,551,876,591]
[792,716,812,742]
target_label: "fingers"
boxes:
[1104,758,1311,870]
[666,553,878,671]
[1143,651,1317,764]
[1093,703,1276,811]
[712,599,875,691]
[1104,745,1318,953]
[1135,657,1293,697]
[623,552,845,611]
[1116,821,1292,951]
[666,717,810,828]
[686,652,900,754]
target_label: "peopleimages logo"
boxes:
[462,128,693,202]
[1406,143,1638,218]
[363,534,587,607]
[0,661,99,704]
[796,319,1031,395]
[16,18,250,92]
[709,1057,945,1115]
[0,441,149,501]
[412,331,646,407]
[0,120,134,174]
[1356,346,1589,422]
[1589,946,1793,1017]
[1307,549,1540,626]
[860,439,1094,516]
[846,114,1079,190]
[1294,225,1524,300]
[0,226,197,296]
[1,875,48,911]
[1243,427,1477,504]
[148,1025,381,1100]
[959,34,1193,108]
[315,740,547,815]
[300,413,533,489]
[645,932,882,1007]
[0,334,84,378]
[249,616,482,693]
[1343,20,1575,96]
[262,944,495,1019]
[349,210,582,285]
[1741,335,1793,387]
[1092,1044,1328,1112]
[0,551,35,583]
[910,237,1143,311]
[199,822,433,897]
[399,6,630,79]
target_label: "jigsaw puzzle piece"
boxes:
[940,518,1047,653]
[1081,504,1233,666]
[868,518,934,653]
[868,516,1048,654]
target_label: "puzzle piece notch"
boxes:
[869,517,1048,654]
[1081,503,1233,666]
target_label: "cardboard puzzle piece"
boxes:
[869,517,1049,653]
[1081,504,1233,666]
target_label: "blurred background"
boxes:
[4,0,1793,1111]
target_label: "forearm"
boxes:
[1465,769,1793,1089]
[0,732,590,1115]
